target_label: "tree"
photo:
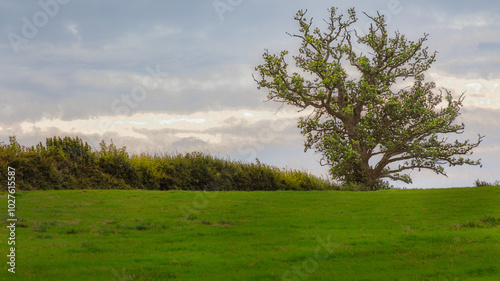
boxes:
[254,7,483,189]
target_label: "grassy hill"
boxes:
[1,187,499,280]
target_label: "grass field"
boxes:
[1,187,499,280]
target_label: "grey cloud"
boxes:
[0,62,270,125]
[2,0,500,187]
[171,137,209,151]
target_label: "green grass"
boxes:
[1,187,499,280]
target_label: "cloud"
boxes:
[429,72,500,108]
[433,12,499,31]
[171,137,209,151]
[0,62,270,125]
[1,1,499,188]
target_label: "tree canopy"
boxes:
[254,7,483,189]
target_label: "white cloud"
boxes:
[67,23,82,45]
[2,1,500,188]
[159,118,206,125]
[430,72,500,108]
[8,108,302,141]
[444,14,499,30]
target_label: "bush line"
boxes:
[0,136,339,191]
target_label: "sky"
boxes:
[1,0,499,188]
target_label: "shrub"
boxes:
[340,180,393,191]
[474,179,500,187]
[0,136,340,191]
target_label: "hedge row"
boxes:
[0,136,338,191]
